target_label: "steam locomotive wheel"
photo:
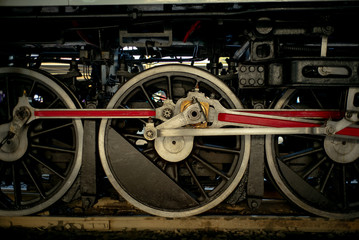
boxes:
[266,89,359,218]
[0,67,83,216]
[99,64,250,217]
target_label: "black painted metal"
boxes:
[247,136,264,210]
[106,127,198,210]
[81,120,97,208]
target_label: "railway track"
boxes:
[1,196,359,235]
[1,215,359,232]
[1,215,359,240]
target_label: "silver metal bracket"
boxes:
[8,95,33,137]
[345,87,359,122]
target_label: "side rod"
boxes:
[10,95,358,138]
[32,109,359,137]
[34,109,156,119]
[33,109,342,120]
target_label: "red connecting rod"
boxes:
[32,108,359,137]
[34,109,156,118]
[219,111,359,137]
[34,109,342,119]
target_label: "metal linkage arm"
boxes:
[34,108,156,119]
[8,94,359,140]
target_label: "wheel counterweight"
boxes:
[0,67,83,216]
[99,64,250,217]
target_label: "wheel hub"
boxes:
[162,108,173,119]
[324,136,359,164]
[0,123,28,162]
[155,136,194,162]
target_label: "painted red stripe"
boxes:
[240,110,344,119]
[34,110,156,118]
[218,113,321,128]
[219,113,359,137]
[336,127,359,137]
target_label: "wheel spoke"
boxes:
[152,155,159,163]
[173,164,179,182]
[302,156,327,179]
[342,165,348,209]
[289,135,324,142]
[28,153,65,180]
[311,90,324,109]
[195,143,240,154]
[0,162,13,208]
[123,133,146,140]
[278,160,333,207]
[192,154,230,181]
[161,162,168,171]
[31,144,75,154]
[0,190,13,208]
[285,104,296,109]
[28,80,36,97]
[140,85,156,109]
[185,161,209,200]
[30,122,73,137]
[166,75,172,100]
[11,163,22,208]
[22,160,46,199]
[280,147,323,162]
[47,97,60,109]
[320,163,334,193]
[142,147,154,154]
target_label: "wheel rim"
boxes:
[99,64,250,217]
[0,67,83,216]
[266,88,359,218]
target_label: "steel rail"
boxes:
[1,215,359,232]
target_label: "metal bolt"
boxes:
[162,108,173,119]
[251,200,258,209]
[248,187,255,195]
[326,126,335,135]
[15,107,30,120]
[240,66,247,72]
[146,130,154,138]
[257,66,264,72]
[346,112,353,119]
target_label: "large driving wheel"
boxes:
[266,88,359,218]
[99,64,250,217]
[0,67,83,216]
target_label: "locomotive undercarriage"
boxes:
[1,2,359,219]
